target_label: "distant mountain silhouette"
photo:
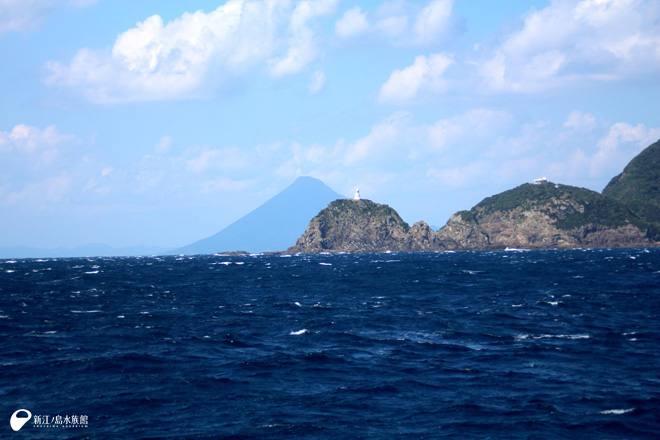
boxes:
[170,176,345,254]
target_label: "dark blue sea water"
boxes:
[2,249,660,439]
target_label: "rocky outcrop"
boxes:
[286,199,438,254]
[435,183,656,250]
[435,212,490,250]
[407,221,441,251]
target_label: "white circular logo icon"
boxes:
[10,410,31,432]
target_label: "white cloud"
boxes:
[426,161,490,188]
[0,0,98,34]
[545,121,660,181]
[426,109,512,153]
[344,111,413,166]
[0,124,72,157]
[378,53,452,102]
[0,123,109,206]
[4,174,72,204]
[269,0,338,76]
[589,122,660,176]
[155,136,173,155]
[478,0,660,92]
[308,70,326,94]
[342,108,512,166]
[334,0,460,46]
[185,146,251,174]
[597,122,660,153]
[335,7,369,37]
[564,110,597,132]
[45,0,337,102]
[412,0,457,46]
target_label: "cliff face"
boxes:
[435,183,655,250]
[286,199,438,254]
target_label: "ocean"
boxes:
[1,249,659,439]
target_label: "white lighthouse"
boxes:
[354,189,361,200]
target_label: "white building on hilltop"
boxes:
[354,189,361,200]
[533,177,548,185]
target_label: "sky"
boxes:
[1,0,660,250]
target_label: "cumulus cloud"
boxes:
[411,0,458,46]
[478,0,660,92]
[586,122,660,176]
[0,0,98,34]
[334,0,461,46]
[335,6,369,37]
[0,124,72,158]
[45,0,337,103]
[269,0,338,76]
[379,53,452,102]
[597,122,660,153]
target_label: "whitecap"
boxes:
[290,329,309,335]
[600,408,634,415]
[515,334,589,341]
[319,262,332,266]
[70,310,102,313]
[5,270,15,273]
[85,271,100,274]
[294,302,302,307]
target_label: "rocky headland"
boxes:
[287,139,660,254]
[286,199,438,254]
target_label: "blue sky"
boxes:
[1,0,659,249]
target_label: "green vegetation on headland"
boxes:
[603,139,660,207]
[316,199,410,232]
[471,182,659,239]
